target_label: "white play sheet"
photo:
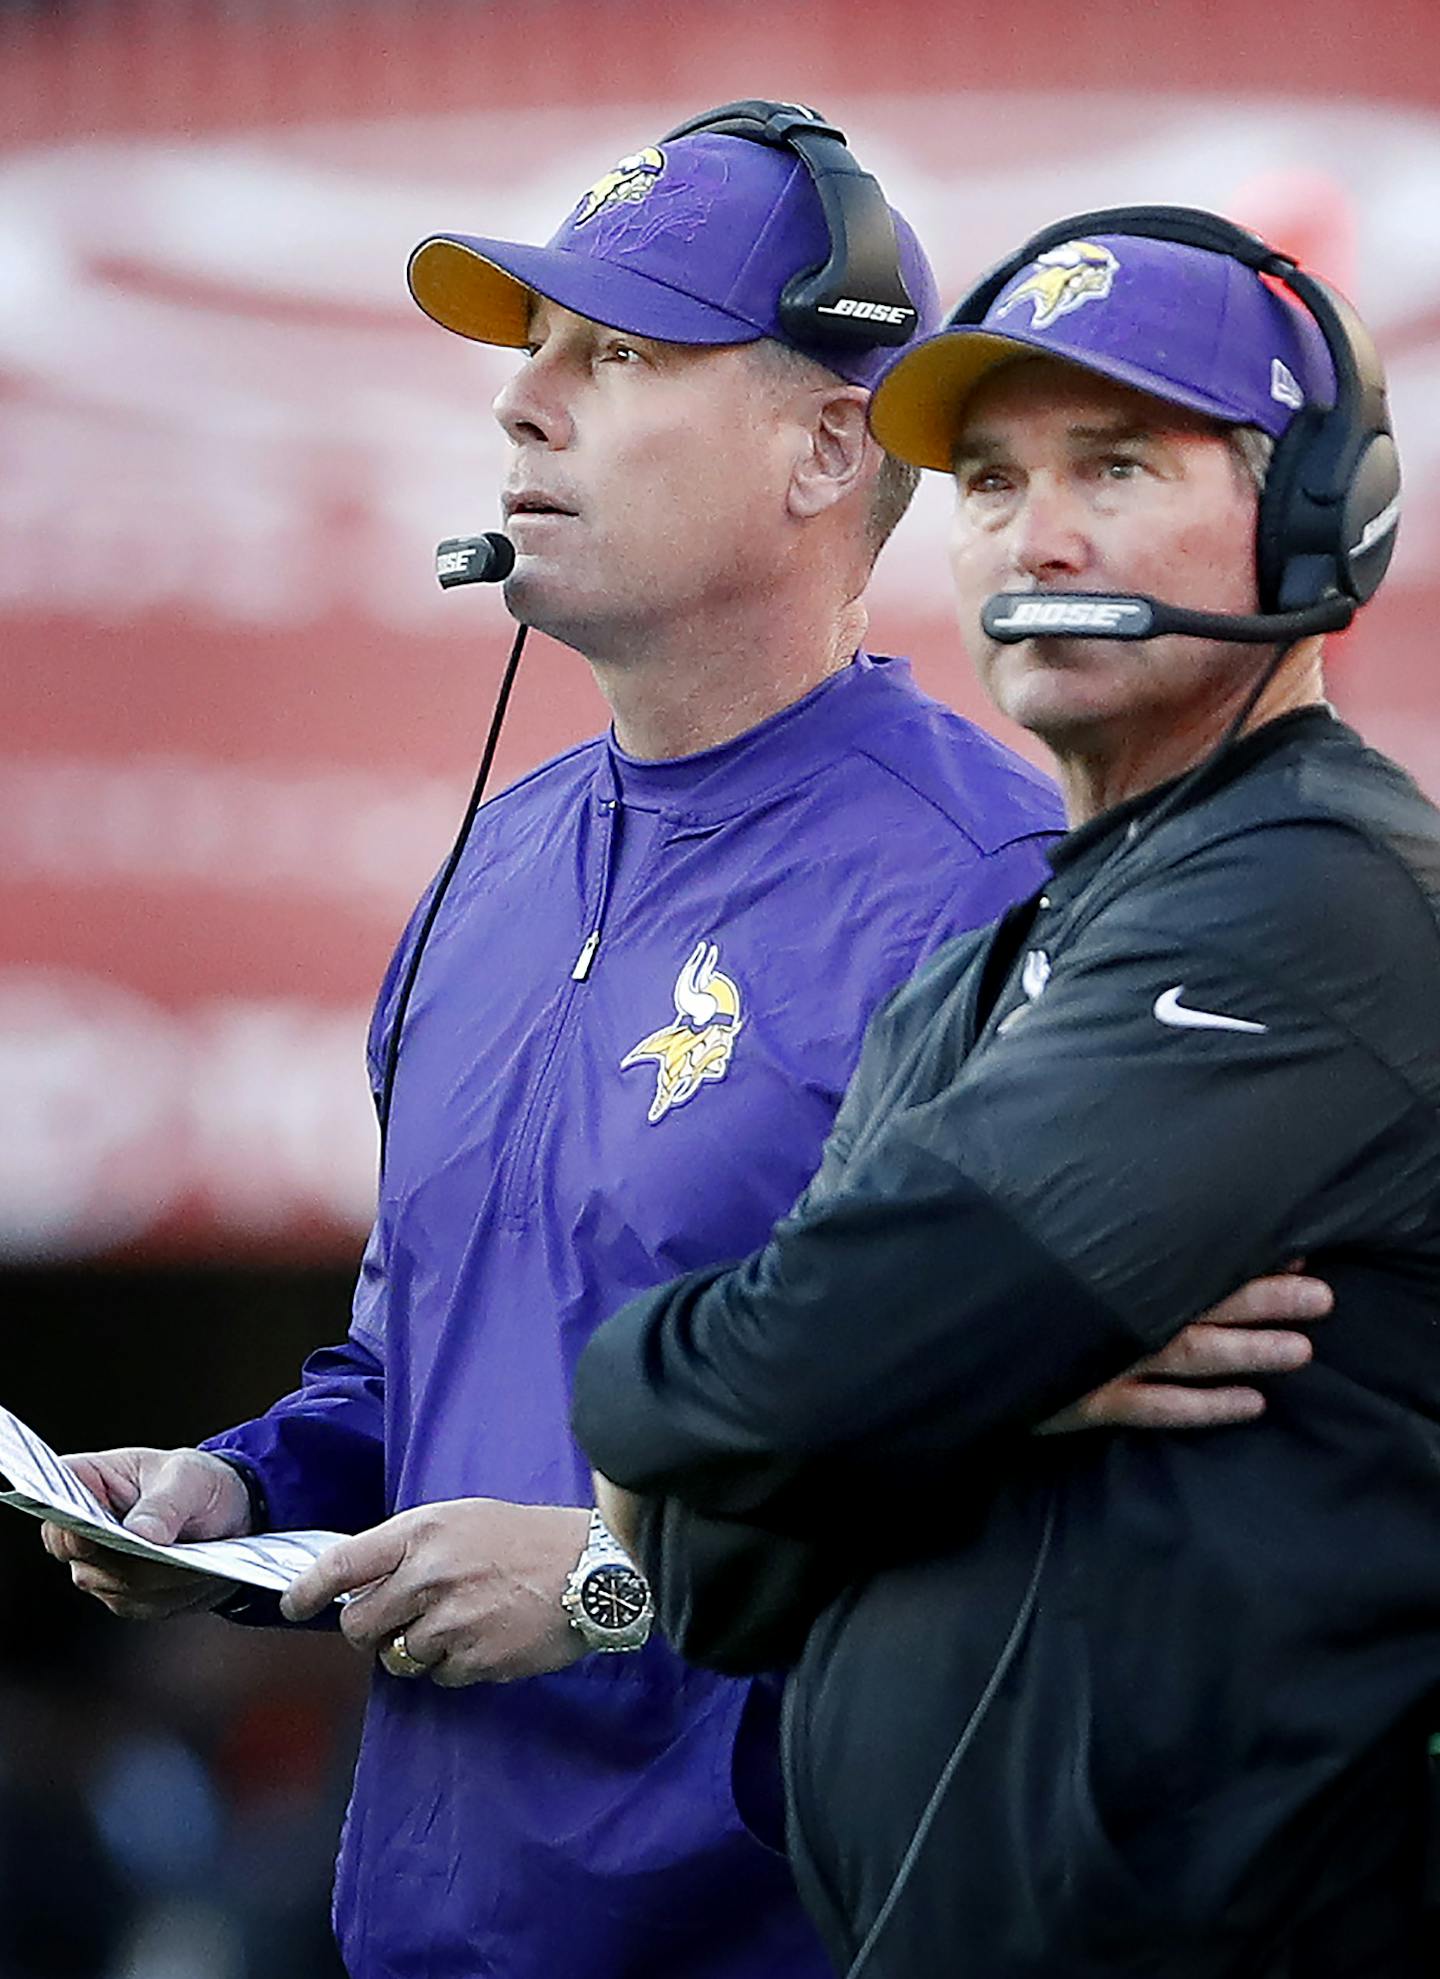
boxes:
[0,1402,346,1593]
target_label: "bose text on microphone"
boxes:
[981,591,1355,646]
[436,533,517,589]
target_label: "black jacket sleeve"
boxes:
[575,822,1440,1538]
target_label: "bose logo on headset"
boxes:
[1351,494,1402,561]
[660,99,921,352]
[993,598,1145,633]
[817,298,915,325]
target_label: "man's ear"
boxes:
[787,386,879,522]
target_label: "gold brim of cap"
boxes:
[869,332,1044,472]
[408,239,533,347]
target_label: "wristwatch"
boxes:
[561,1509,653,1653]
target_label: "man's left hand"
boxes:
[1041,1269,1331,1434]
[280,1500,590,1686]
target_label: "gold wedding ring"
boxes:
[378,1627,431,1680]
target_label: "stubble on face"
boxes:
[948,361,1264,783]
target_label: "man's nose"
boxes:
[1008,479,1089,582]
[493,355,575,450]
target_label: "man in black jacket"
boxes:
[572,214,1440,1976]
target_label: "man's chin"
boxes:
[985,637,1107,708]
[503,562,571,630]
[984,640,1122,733]
[500,569,606,661]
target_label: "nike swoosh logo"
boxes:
[1154,985,1267,1034]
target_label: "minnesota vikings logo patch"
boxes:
[572,147,665,228]
[996,240,1119,331]
[622,940,744,1124]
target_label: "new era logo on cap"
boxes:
[1270,358,1304,409]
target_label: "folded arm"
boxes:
[576,829,1433,1540]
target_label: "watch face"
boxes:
[580,1565,648,1631]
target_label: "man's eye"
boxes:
[963,469,1013,496]
[1100,454,1144,479]
[602,342,642,364]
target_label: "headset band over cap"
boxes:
[869,232,1336,472]
[408,127,938,391]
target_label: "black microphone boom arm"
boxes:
[981,591,1354,645]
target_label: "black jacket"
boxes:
[574,710,1440,1977]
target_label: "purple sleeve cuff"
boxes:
[200,1333,387,1537]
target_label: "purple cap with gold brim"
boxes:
[407,131,938,391]
[869,232,1336,470]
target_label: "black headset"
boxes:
[955,205,1401,635]
[660,99,920,353]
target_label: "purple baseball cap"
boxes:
[869,231,1337,470]
[407,131,938,390]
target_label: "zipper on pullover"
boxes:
[570,752,623,982]
[498,763,623,1226]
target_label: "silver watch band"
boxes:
[562,1507,653,1652]
[584,1507,628,1561]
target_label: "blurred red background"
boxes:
[2,0,1437,1265]
[1,10,1436,1977]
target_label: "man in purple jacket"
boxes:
[44,111,1325,1978]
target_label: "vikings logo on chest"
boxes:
[997,240,1119,331]
[622,940,744,1124]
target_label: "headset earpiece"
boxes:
[946,204,1401,622]
[1256,404,1331,614]
[1340,433,1403,605]
[1261,269,1400,611]
[659,100,919,352]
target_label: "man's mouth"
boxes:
[502,492,579,523]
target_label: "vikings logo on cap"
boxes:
[572,147,665,228]
[622,940,744,1124]
[996,240,1119,331]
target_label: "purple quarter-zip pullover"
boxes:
[206,654,1060,1978]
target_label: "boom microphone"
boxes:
[436,532,517,589]
[981,591,1354,646]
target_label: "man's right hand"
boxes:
[40,1447,252,1619]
